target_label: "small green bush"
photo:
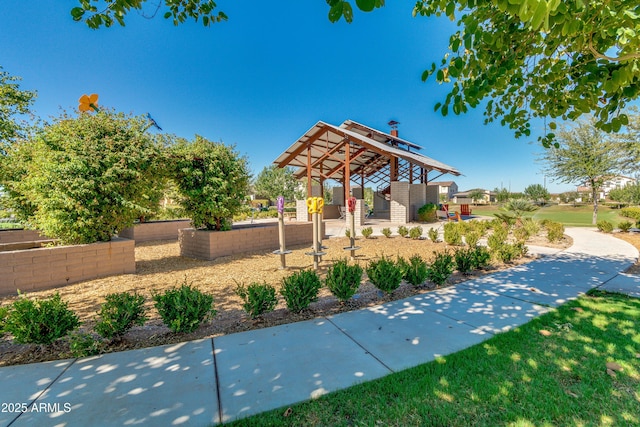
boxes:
[522,218,541,236]
[4,293,80,345]
[443,222,463,246]
[428,227,439,243]
[95,292,147,339]
[280,269,322,312]
[361,227,374,239]
[367,257,403,294]
[487,224,508,251]
[597,220,614,233]
[426,251,454,286]
[403,255,428,286]
[513,226,530,243]
[454,248,475,275]
[325,259,363,302]
[345,229,356,238]
[417,203,437,222]
[620,206,640,220]
[545,220,565,242]
[68,332,104,358]
[0,305,9,336]
[153,281,216,333]
[618,220,633,233]
[397,226,409,238]
[464,230,481,247]
[493,242,528,263]
[381,227,393,238]
[235,282,278,318]
[396,256,410,279]
[471,246,492,269]
[409,226,423,239]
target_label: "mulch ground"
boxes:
[6,229,636,368]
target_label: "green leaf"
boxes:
[70,7,84,20]
[343,2,354,22]
[328,3,344,22]
[356,0,376,12]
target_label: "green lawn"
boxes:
[469,204,628,227]
[225,291,640,426]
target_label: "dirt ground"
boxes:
[5,229,636,368]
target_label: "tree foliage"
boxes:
[541,118,628,224]
[252,165,302,202]
[0,110,165,244]
[523,183,550,205]
[0,66,36,153]
[413,0,640,147]
[171,136,250,230]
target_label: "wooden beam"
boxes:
[276,124,331,168]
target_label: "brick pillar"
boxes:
[390,181,410,224]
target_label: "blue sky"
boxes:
[1,1,574,193]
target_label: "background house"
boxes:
[577,175,637,200]
[451,188,496,204]
[427,181,458,202]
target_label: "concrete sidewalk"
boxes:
[1,228,638,426]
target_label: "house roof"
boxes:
[427,181,455,187]
[273,120,461,182]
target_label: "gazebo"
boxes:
[273,120,461,224]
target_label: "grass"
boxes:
[469,204,628,227]
[224,291,640,426]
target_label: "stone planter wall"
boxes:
[119,219,191,243]
[0,237,135,296]
[0,229,45,244]
[179,221,325,260]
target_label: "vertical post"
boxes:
[316,197,324,261]
[348,196,357,260]
[312,211,319,270]
[344,139,351,208]
[277,196,286,269]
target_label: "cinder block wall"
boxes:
[409,184,427,222]
[180,222,324,260]
[0,237,135,296]
[0,229,46,244]
[390,181,410,223]
[119,220,191,243]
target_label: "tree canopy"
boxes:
[541,118,628,224]
[523,183,550,205]
[70,1,640,147]
[0,67,36,154]
[252,165,302,202]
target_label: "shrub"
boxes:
[345,229,356,238]
[4,293,80,345]
[493,242,528,263]
[1,110,166,244]
[68,332,104,358]
[366,257,403,294]
[426,251,454,286]
[280,269,322,312]
[464,230,481,247]
[361,226,374,239]
[454,248,475,275]
[325,259,363,302]
[153,281,216,333]
[618,220,633,233]
[409,226,423,239]
[417,203,437,222]
[620,207,640,220]
[0,305,8,336]
[487,224,508,251]
[381,227,392,238]
[404,255,428,286]
[397,225,409,238]
[95,292,147,339]
[443,222,463,246]
[545,220,565,242]
[235,282,278,318]
[597,220,614,233]
[396,256,410,279]
[171,136,250,231]
[471,246,492,269]
[428,227,439,243]
[513,226,530,243]
[522,218,541,236]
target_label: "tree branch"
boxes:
[588,33,640,62]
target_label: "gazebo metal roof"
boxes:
[273,120,461,197]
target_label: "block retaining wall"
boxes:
[179,221,325,260]
[0,237,135,296]
[0,229,45,244]
[119,220,192,243]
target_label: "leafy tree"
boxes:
[468,189,485,205]
[252,165,302,202]
[608,182,640,204]
[559,191,580,205]
[494,187,510,203]
[171,136,250,230]
[1,110,165,244]
[0,67,36,154]
[523,183,550,205]
[541,119,627,224]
